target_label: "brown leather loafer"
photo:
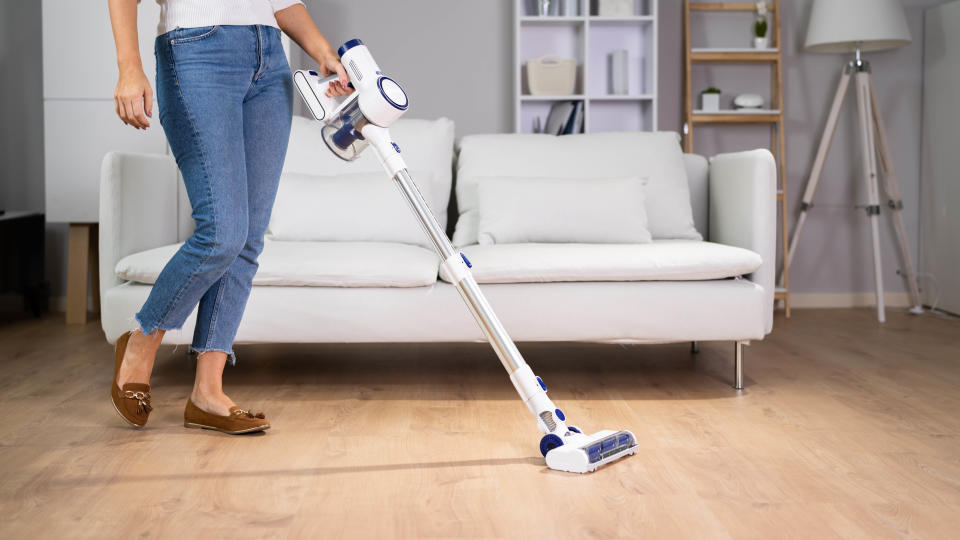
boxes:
[111,330,153,428]
[184,399,270,434]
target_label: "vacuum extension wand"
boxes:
[295,39,637,473]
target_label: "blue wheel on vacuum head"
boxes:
[539,434,564,457]
[567,426,582,434]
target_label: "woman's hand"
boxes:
[273,3,355,98]
[317,53,354,97]
[114,65,153,129]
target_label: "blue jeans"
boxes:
[135,25,293,364]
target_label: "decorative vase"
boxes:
[538,0,552,16]
[753,36,770,49]
[608,49,629,95]
[701,93,720,112]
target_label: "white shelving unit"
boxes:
[514,0,658,134]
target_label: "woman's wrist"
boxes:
[117,55,144,73]
[309,46,338,67]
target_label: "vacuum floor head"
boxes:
[544,429,638,474]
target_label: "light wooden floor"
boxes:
[1,309,958,539]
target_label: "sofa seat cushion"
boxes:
[440,240,761,284]
[116,240,441,287]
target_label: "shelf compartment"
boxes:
[519,20,585,96]
[588,20,655,97]
[521,94,586,100]
[589,16,655,22]
[588,94,654,100]
[520,16,587,22]
[589,100,652,132]
[519,100,585,134]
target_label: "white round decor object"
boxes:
[734,93,764,109]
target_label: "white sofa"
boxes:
[100,117,776,388]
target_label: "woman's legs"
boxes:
[189,27,293,415]
[117,26,258,395]
[120,26,292,418]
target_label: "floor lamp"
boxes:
[783,0,922,323]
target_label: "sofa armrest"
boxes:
[708,149,777,335]
[99,151,180,299]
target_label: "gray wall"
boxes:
[298,0,514,136]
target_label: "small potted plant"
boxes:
[700,87,721,112]
[753,1,770,49]
[754,18,769,49]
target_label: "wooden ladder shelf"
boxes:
[683,0,790,316]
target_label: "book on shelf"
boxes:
[544,100,583,135]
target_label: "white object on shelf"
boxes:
[700,93,720,112]
[527,56,577,95]
[609,49,629,95]
[598,0,633,17]
[734,93,764,109]
[538,0,552,16]
[753,36,770,49]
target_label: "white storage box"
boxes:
[598,0,633,17]
[526,56,577,96]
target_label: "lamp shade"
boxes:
[805,0,911,53]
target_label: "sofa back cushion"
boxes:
[268,171,434,246]
[453,132,702,246]
[280,116,455,231]
[476,177,652,245]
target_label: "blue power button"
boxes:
[391,142,401,153]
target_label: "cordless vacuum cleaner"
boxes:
[294,39,637,473]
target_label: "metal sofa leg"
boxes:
[734,341,744,390]
[690,341,700,354]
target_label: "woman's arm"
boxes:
[107,0,153,129]
[274,3,353,97]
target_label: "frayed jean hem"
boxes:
[189,346,237,366]
[130,312,182,337]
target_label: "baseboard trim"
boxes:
[787,292,911,309]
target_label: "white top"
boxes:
[142,0,304,35]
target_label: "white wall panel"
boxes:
[44,100,166,223]
[42,0,161,100]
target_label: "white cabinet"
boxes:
[42,0,165,223]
